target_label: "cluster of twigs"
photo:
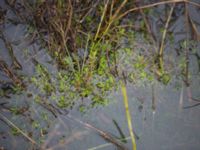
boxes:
[3,0,200,82]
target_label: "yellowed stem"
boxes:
[158,3,175,72]
[159,3,175,56]
[95,0,110,40]
[121,81,137,150]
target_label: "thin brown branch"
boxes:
[80,0,100,23]
[0,112,38,146]
[110,0,128,21]
[102,0,128,38]
[116,0,200,21]
[94,0,110,40]
[184,2,190,87]
[0,31,22,70]
[135,0,157,47]
[0,58,24,87]
[66,114,128,150]
[188,15,200,41]
[157,3,175,72]
[159,3,175,57]
[183,102,200,109]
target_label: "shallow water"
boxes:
[0,1,200,150]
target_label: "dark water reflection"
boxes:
[0,1,200,150]
[39,78,200,150]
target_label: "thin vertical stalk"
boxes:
[121,81,137,150]
[81,34,90,73]
[184,2,190,87]
[159,3,175,57]
[134,0,157,48]
[111,0,128,21]
[102,0,128,38]
[158,4,175,72]
[94,0,110,40]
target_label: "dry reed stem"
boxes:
[184,2,190,87]
[159,3,175,57]
[0,112,38,146]
[134,0,157,48]
[0,59,23,87]
[110,0,128,21]
[95,0,110,40]
[102,0,128,38]
[66,114,128,150]
[116,0,200,21]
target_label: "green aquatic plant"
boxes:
[24,0,174,112]
[32,121,40,129]
[11,127,20,136]
[2,1,200,150]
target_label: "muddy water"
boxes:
[1,1,200,150]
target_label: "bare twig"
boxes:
[188,14,200,41]
[158,3,175,71]
[0,58,24,87]
[183,103,200,109]
[66,114,128,150]
[94,0,110,40]
[102,0,128,37]
[0,31,22,70]
[191,97,200,102]
[184,2,190,87]
[0,112,38,146]
[80,0,100,23]
[135,0,157,47]
[159,3,175,56]
[116,0,200,21]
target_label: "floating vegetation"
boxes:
[1,0,199,110]
[0,0,200,149]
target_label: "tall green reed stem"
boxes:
[121,81,137,150]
